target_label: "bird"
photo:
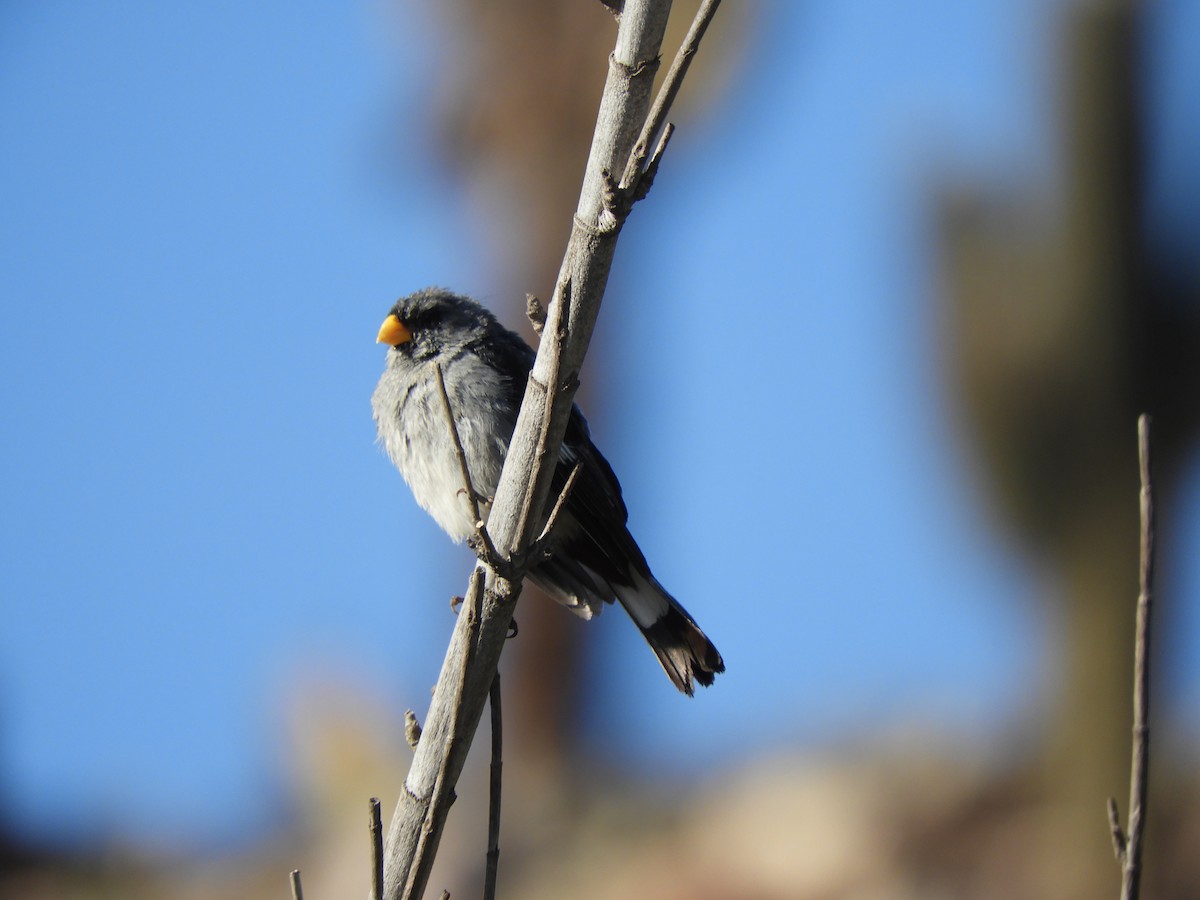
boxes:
[372,287,724,695]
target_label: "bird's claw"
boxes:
[467,526,520,580]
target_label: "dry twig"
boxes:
[618,0,722,198]
[484,674,503,900]
[432,361,502,569]
[370,798,384,900]
[1106,413,1156,900]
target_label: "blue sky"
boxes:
[1,0,1197,851]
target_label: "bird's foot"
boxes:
[466,525,522,581]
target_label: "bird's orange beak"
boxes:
[376,313,412,346]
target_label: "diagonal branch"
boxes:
[381,3,720,897]
[536,461,583,547]
[619,0,722,196]
[432,361,502,569]
[398,567,485,899]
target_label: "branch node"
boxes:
[1107,796,1127,863]
[571,214,605,239]
[598,172,627,231]
[404,710,422,749]
[633,121,675,202]
[619,0,721,195]
[485,582,512,608]
[526,293,546,335]
[466,533,517,579]
[601,167,622,214]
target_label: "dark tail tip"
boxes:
[640,604,725,696]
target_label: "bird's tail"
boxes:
[616,573,724,696]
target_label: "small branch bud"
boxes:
[526,293,547,335]
[404,710,422,749]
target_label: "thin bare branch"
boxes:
[400,568,485,899]
[432,361,502,568]
[289,869,304,900]
[1107,796,1126,863]
[619,0,721,196]
[633,122,675,202]
[536,460,583,546]
[511,279,575,550]
[483,674,503,900]
[1124,414,1156,899]
[370,798,384,900]
[1108,413,1156,900]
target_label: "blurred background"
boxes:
[2,0,1199,897]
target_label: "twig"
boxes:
[1107,414,1156,900]
[632,122,674,202]
[619,0,722,196]
[289,869,304,900]
[511,279,575,549]
[1107,796,1126,861]
[381,4,715,897]
[370,798,384,900]
[400,568,485,899]
[483,674,503,900]
[432,361,503,569]
[536,460,584,547]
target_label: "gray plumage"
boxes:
[372,287,724,695]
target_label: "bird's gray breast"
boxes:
[372,351,516,542]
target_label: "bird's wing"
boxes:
[478,324,646,583]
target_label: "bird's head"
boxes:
[376,288,497,360]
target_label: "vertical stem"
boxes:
[1121,414,1155,900]
[484,674,503,900]
[370,798,384,900]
